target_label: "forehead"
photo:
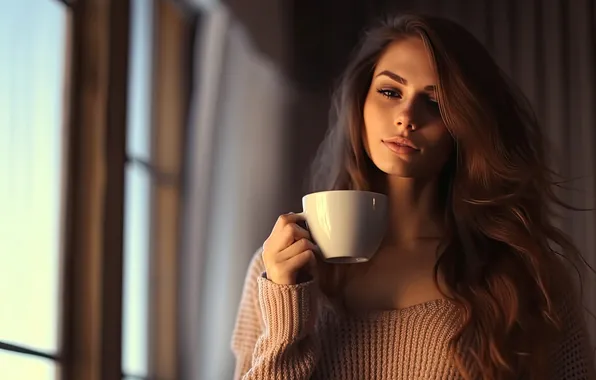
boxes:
[373,37,438,84]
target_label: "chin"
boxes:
[371,158,420,178]
[366,144,451,181]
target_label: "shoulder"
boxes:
[546,267,596,377]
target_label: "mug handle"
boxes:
[292,212,309,233]
[293,211,306,221]
[292,212,320,257]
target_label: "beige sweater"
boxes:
[231,250,596,379]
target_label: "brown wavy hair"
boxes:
[309,13,591,380]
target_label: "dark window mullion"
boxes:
[52,0,74,8]
[0,341,59,361]
[126,155,180,186]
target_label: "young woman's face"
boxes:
[363,36,453,179]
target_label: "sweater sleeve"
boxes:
[549,283,596,379]
[231,248,321,380]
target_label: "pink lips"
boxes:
[383,141,419,155]
[382,137,420,155]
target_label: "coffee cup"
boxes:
[295,190,388,264]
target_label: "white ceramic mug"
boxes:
[295,190,388,264]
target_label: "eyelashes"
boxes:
[376,88,401,99]
[376,88,439,108]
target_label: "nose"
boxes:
[396,120,416,131]
[394,96,423,131]
[395,106,417,131]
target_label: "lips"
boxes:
[383,141,419,155]
[382,136,420,155]
[382,136,419,150]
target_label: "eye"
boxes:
[376,88,401,99]
[426,96,439,108]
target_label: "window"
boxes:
[0,0,69,378]
[1,1,196,378]
[122,0,154,378]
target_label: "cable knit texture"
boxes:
[231,250,596,379]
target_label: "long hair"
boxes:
[309,13,590,379]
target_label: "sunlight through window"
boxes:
[0,0,67,356]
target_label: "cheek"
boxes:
[426,124,454,157]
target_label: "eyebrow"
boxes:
[375,70,437,92]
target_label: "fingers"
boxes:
[261,213,317,285]
[277,238,317,262]
[284,249,315,275]
[263,214,310,254]
[271,213,304,232]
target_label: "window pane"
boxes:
[123,0,154,376]
[0,0,67,353]
[127,0,154,159]
[0,350,57,380]
[122,163,150,376]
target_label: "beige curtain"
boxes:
[179,3,293,379]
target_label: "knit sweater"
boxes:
[231,250,596,379]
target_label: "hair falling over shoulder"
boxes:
[308,13,593,380]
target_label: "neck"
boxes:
[381,175,445,248]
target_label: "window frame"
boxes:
[0,1,197,379]
[60,1,197,379]
[60,0,131,379]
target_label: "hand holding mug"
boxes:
[262,213,318,285]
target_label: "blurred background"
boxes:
[0,0,594,379]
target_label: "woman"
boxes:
[231,14,595,380]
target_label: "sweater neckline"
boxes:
[341,298,458,321]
